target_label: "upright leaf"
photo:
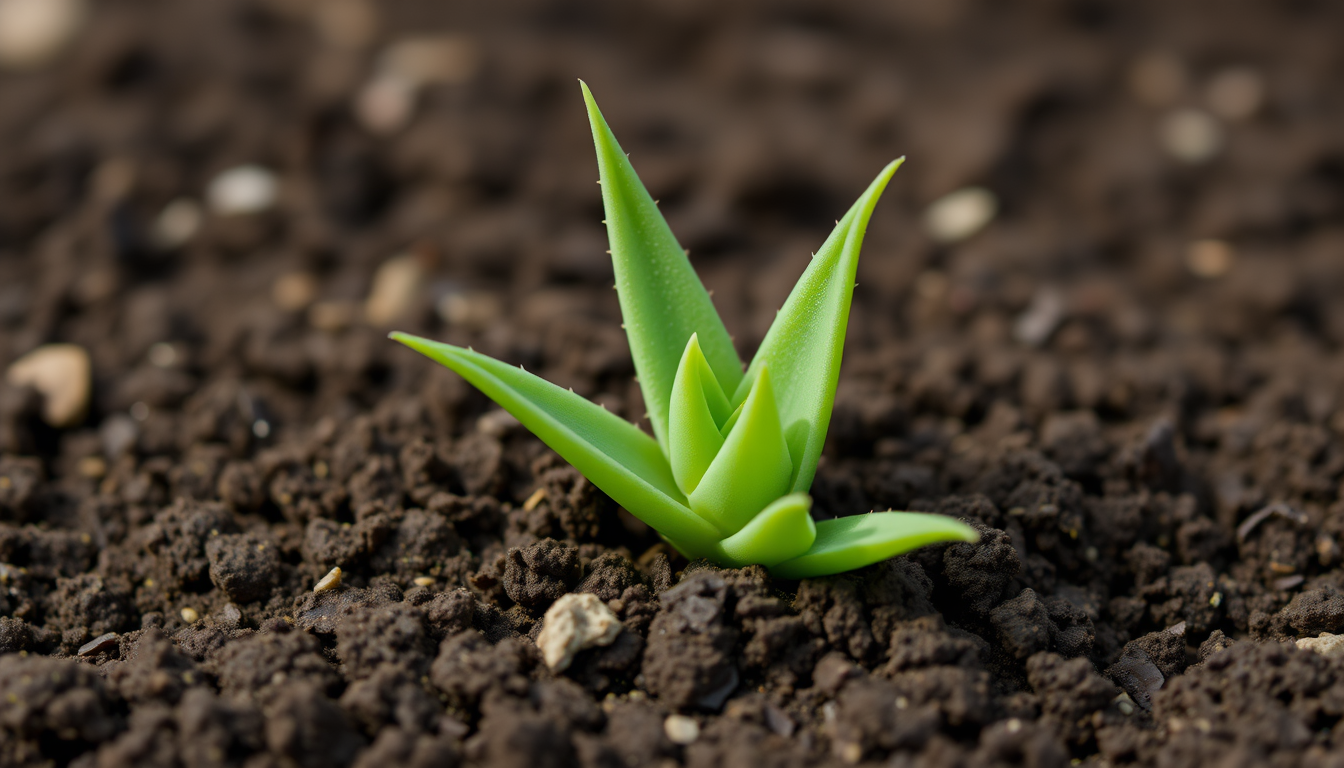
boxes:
[389,332,721,549]
[734,159,904,493]
[582,81,743,451]
[688,366,793,536]
[668,334,730,496]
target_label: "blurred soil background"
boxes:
[3,1,1344,767]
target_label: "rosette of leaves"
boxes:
[392,83,976,578]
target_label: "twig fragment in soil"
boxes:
[1236,502,1308,544]
[77,632,118,657]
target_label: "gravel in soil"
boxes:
[3,1,1344,767]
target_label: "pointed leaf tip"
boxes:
[738,159,904,494]
[668,334,731,496]
[584,85,743,452]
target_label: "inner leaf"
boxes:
[688,366,794,536]
[668,334,730,496]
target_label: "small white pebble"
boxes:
[0,0,86,70]
[537,593,623,672]
[663,714,700,745]
[1186,239,1233,278]
[147,342,177,368]
[925,187,997,245]
[208,165,278,216]
[181,607,200,624]
[6,343,91,427]
[313,566,343,593]
[1115,692,1136,716]
[412,576,435,588]
[365,255,423,326]
[152,198,203,249]
[1297,632,1344,657]
[1005,718,1022,734]
[1160,108,1223,164]
[1013,287,1065,347]
[1206,67,1265,121]
[252,420,271,439]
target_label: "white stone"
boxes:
[663,714,700,745]
[208,165,279,216]
[537,593,622,672]
[0,0,86,70]
[1013,287,1065,347]
[313,566,343,593]
[1297,632,1344,657]
[924,187,997,245]
[365,255,423,326]
[1160,109,1223,164]
[6,343,91,427]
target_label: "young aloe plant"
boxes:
[391,83,977,578]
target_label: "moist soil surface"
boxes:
[4,1,1344,767]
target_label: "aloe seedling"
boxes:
[391,83,977,578]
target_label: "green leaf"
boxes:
[769,511,978,580]
[389,332,721,549]
[582,81,743,452]
[668,334,731,496]
[732,159,904,493]
[688,366,793,536]
[709,493,816,568]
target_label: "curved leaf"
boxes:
[582,81,743,452]
[733,159,904,493]
[769,511,978,580]
[389,332,721,549]
[709,493,816,568]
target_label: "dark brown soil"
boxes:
[3,1,1344,766]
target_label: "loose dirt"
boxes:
[3,1,1344,766]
